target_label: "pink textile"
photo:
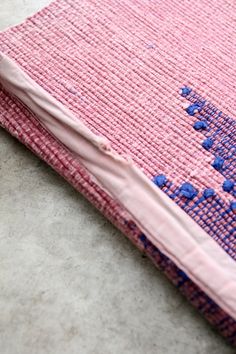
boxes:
[0,0,236,344]
[1,52,236,320]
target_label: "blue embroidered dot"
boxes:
[140,234,148,248]
[180,182,198,199]
[230,201,236,212]
[203,188,215,199]
[178,270,189,281]
[193,121,208,130]
[212,156,224,171]
[153,174,167,188]
[222,180,234,192]
[186,104,201,116]
[140,234,147,242]
[181,87,192,97]
[202,138,213,150]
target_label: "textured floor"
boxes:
[0,1,235,353]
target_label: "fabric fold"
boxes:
[1,52,236,320]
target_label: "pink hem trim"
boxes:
[1,52,236,319]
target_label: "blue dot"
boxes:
[178,270,189,281]
[203,188,215,198]
[140,234,147,242]
[153,174,167,188]
[222,180,234,192]
[230,201,236,212]
[202,138,213,150]
[181,87,192,96]
[140,234,148,248]
[180,182,198,199]
[193,121,208,130]
[212,156,224,171]
[186,104,201,116]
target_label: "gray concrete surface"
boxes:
[0,1,235,353]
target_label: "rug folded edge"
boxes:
[1,52,236,322]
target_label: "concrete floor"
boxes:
[0,1,235,353]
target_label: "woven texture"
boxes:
[0,0,236,344]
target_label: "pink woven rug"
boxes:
[0,0,236,344]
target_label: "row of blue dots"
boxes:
[153,174,236,212]
[179,86,236,208]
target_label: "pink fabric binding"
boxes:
[1,52,236,319]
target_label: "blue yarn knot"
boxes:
[186,104,201,116]
[180,87,192,97]
[186,101,205,116]
[193,121,208,130]
[223,180,234,192]
[203,188,215,199]
[153,174,167,188]
[202,138,213,150]
[180,182,198,199]
[212,156,224,171]
[140,234,148,249]
[230,201,236,212]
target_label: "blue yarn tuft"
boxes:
[186,104,201,116]
[193,121,208,130]
[202,138,213,150]
[140,234,148,249]
[180,182,198,199]
[181,87,192,96]
[140,234,147,242]
[153,174,167,188]
[230,201,236,212]
[203,188,215,199]
[222,179,234,192]
[212,156,224,171]
[178,270,189,281]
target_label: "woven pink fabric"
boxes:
[0,0,236,344]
